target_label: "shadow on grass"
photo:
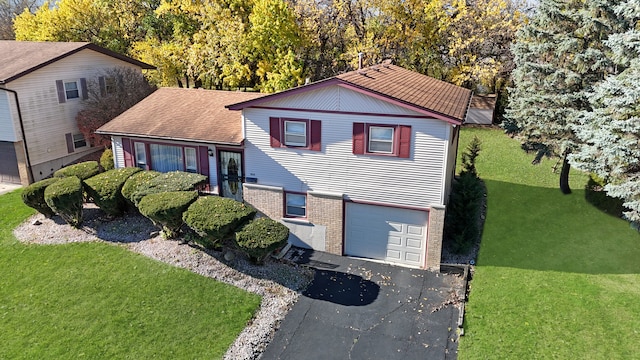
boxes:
[477,179,640,275]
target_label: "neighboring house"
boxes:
[0,41,154,185]
[465,94,497,125]
[101,64,472,270]
[97,88,265,199]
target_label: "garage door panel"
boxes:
[345,203,428,268]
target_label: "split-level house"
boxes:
[99,64,472,270]
[0,41,154,185]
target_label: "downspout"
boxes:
[0,86,35,183]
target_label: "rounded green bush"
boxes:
[183,196,256,249]
[44,176,84,228]
[138,191,199,239]
[84,167,142,216]
[121,170,161,207]
[129,171,207,206]
[22,178,60,218]
[100,148,115,171]
[54,161,101,180]
[235,217,289,264]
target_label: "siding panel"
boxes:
[244,107,449,208]
[0,90,17,141]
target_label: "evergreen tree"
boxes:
[571,0,640,223]
[505,0,618,194]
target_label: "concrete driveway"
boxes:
[0,183,21,196]
[263,248,465,360]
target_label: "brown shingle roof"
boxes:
[0,41,154,84]
[336,64,472,122]
[470,94,497,110]
[227,64,472,123]
[97,88,265,145]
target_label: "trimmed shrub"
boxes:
[183,196,256,249]
[54,161,101,180]
[84,167,142,216]
[100,148,115,171]
[129,171,207,206]
[444,172,484,254]
[138,191,199,239]
[121,170,161,206]
[235,217,289,264]
[44,176,84,228]
[22,178,60,218]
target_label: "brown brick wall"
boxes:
[307,191,344,255]
[243,183,283,219]
[426,205,445,271]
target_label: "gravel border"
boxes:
[13,204,314,360]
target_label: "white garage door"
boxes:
[345,203,428,268]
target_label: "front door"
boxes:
[218,150,243,202]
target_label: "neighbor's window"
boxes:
[185,147,197,173]
[134,142,147,169]
[284,120,307,147]
[64,81,80,99]
[368,126,394,153]
[73,133,87,149]
[285,193,306,217]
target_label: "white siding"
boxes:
[0,90,17,141]
[243,107,449,208]
[260,85,420,116]
[112,136,124,168]
[466,109,493,125]
[6,49,141,166]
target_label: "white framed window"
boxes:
[105,77,117,94]
[64,81,80,100]
[284,120,307,147]
[72,133,87,149]
[368,126,394,153]
[286,193,307,217]
[185,147,197,173]
[134,142,147,169]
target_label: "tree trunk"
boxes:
[560,150,571,194]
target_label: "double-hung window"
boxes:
[64,81,80,99]
[284,121,307,147]
[285,193,307,217]
[368,126,394,153]
[73,133,87,149]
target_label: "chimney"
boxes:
[358,52,364,70]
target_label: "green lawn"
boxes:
[458,127,640,359]
[0,190,261,359]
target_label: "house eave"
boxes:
[96,130,243,146]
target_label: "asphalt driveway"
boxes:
[262,248,465,360]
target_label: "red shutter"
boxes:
[352,122,365,154]
[56,80,66,103]
[198,146,210,179]
[65,133,74,153]
[398,125,411,158]
[122,138,133,167]
[269,117,282,148]
[80,78,88,100]
[310,120,322,151]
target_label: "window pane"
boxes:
[285,121,306,135]
[370,127,393,141]
[287,206,306,216]
[285,134,306,145]
[150,144,184,172]
[135,142,146,167]
[369,140,393,153]
[64,81,79,99]
[185,148,197,173]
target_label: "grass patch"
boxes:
[458,127,640,359]
[0,190,261,359]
